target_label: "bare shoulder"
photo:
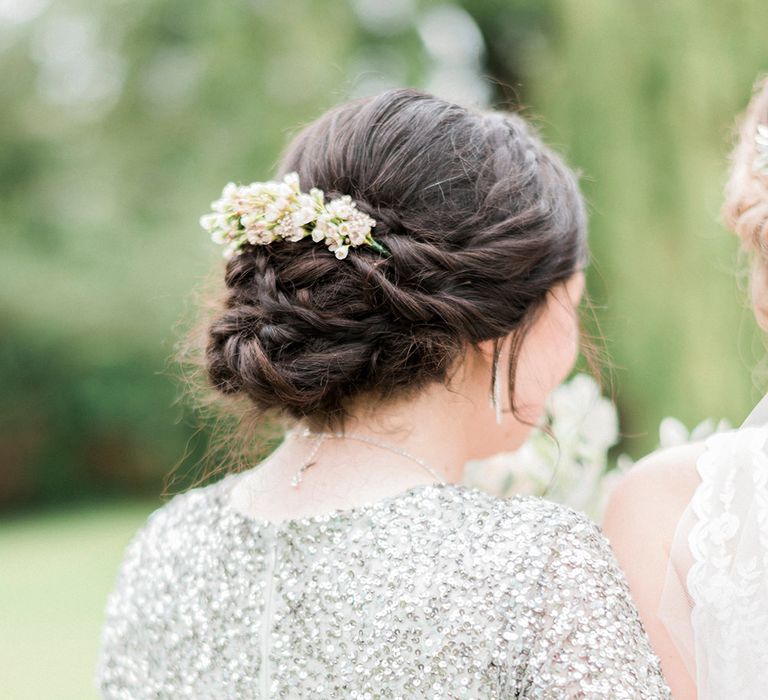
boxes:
[616,441,704,504]
[603,441,705,550]
[601,442,713,700]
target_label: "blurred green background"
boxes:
[1,0,766,697]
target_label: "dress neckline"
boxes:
[218,471,464,530]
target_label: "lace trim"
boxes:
[687,425,768,699]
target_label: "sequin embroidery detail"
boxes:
[95,473,671,699]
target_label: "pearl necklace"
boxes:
[288,426,449,488]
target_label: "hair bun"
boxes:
[202,88,587,431]
[205,242,464,421]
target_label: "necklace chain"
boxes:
[288,427,449,488]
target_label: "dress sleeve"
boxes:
[684,426,768,699]
[521,509,671,699]
[93,506,165,697]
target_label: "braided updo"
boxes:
[204,89,587,432]
[723,75,768,255]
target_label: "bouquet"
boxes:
[461,373,731,520]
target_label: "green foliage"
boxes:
[0,0,425,507]
[0,500,156,698]
[1,0,767,507]
[524,0,768,453]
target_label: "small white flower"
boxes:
[348,226,368,246]
[326,196,354,220]
[310,188,324,205]
[285,225,308,243]
[283,172,300,192]
[222,240,240,260]
[211,183,239,213]
[327,228,344,247]
[291,206,317,228]
[241,211,263,229]
[659,416,732,448]
[691,417,733,442]
[548,374,618,460]
[264,199,289,223]
[198,213,219,231]
[201,172,384,260]
[659,417,691,448]
[248,228,275,245]
[210,228,228,245]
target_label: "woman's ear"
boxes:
[474,338,497,365]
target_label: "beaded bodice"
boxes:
[96,472,670,699]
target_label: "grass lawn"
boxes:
[0,500,158,699]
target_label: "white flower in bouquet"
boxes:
[462,372,732,520]
[597,416,732,516]
[461,442,555,500]
[658,416,732,448]
[547,373,618,461]
[199,172,387,260]
[462,373,619,518]
[615,416,733,473]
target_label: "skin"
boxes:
[229,270,585,523]
[602,445,702,700]
[603,252,768,699]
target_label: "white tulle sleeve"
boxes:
[659,418,768,700]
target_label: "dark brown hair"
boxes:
[201,88,587,440]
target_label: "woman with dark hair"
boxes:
[96,89,670,698]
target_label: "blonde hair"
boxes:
[723,75,768,256]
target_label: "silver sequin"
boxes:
[95,474,671,699]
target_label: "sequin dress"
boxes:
[95,472,670,699]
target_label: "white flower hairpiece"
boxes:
[199,172,391,260]
[755,124,768,175]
